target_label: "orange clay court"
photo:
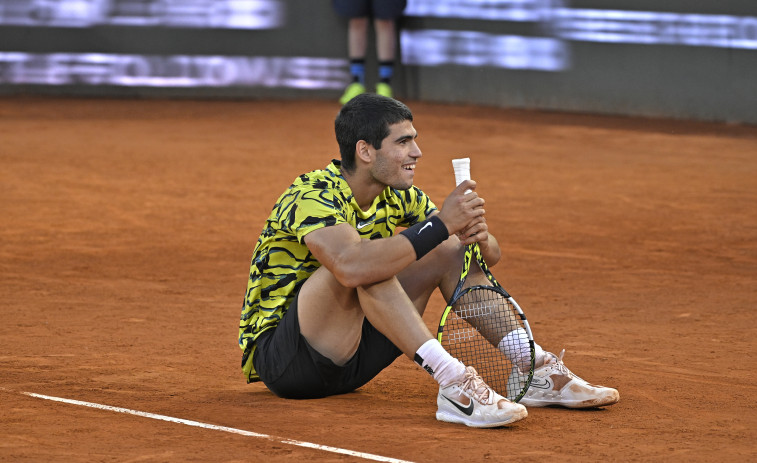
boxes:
[1,97,756,461]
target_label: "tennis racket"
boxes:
[436,158,536,402]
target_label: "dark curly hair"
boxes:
[335,94,413,173]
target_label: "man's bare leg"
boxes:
[297,237,464,364]
[298,237,527,426]
[298,235,506,359]
[374,18,396,62]
[348,17,368,59]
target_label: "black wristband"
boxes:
[399,215,449,260]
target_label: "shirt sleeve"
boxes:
[291,187,349,243]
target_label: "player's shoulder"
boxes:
[291,160,346,191]
[387,184,429,202]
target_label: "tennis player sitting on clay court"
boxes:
[238,94,618,428]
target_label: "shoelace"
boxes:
[546,349,575,378]
[460,367,495,405]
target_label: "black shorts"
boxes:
[252,291,403,399]
[332,0,407,20]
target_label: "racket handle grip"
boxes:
[452,157,471,193]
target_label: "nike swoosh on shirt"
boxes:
[442,395,474,416]
[356,221,373,229]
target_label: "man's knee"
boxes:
[397,236,464,297]
[299,265,361,313]
[431,235,465,267]
[414,235,465,277]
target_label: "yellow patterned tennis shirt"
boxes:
[239,160,437,382]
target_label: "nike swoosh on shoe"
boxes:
[529,377,552,390]
[442,395,474,416]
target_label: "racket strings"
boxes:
[442,287,527,400]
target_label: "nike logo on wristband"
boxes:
[443,395,475,416]
[418,222,433,234]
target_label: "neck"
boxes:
[342,168,385,211]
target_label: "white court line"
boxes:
[22,391,414,463]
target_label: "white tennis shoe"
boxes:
[436,365,528,428]
[519,349,620,409]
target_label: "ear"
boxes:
[355,140,373,164]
